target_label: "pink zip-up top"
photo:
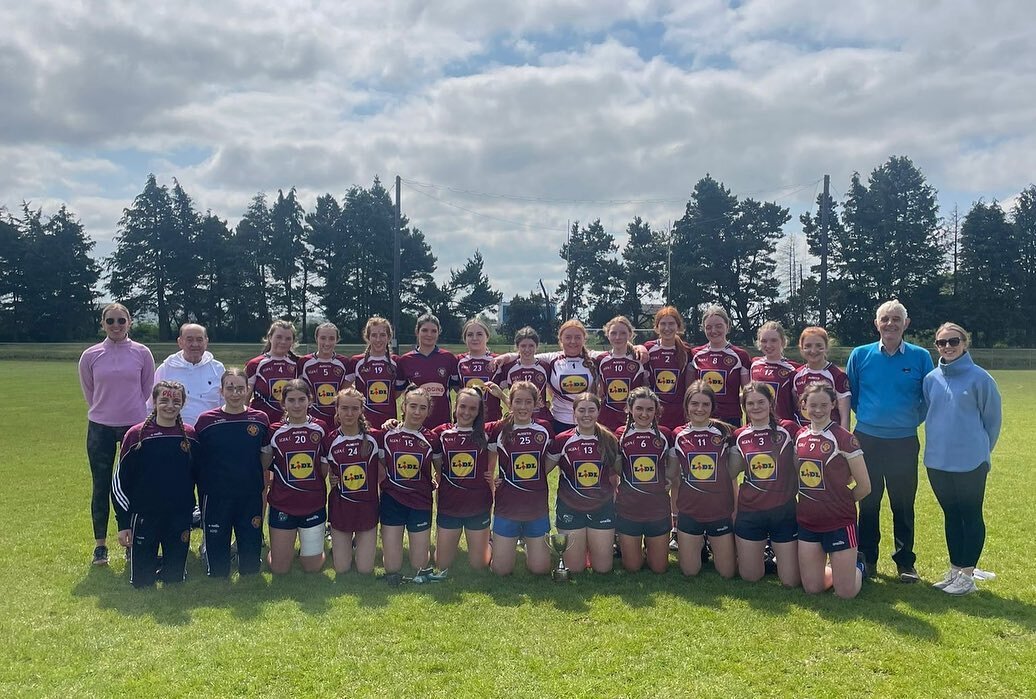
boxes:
[78,337,155,426]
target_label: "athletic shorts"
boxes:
[492,515,550,539]
[798,522,857,553]
[555,498,616,532]
[436,510,491,531]
[616,514,671,538]
[734,500,798,543]
[378,492,432,533]
[677,513,734,538]
[329,499,379,534]
[268,504,327,531]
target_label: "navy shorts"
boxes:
[734,500,798,543]
[616,514,671,538]
[676,513,734,538]
[555,498,616,531]
[798,522,857,553]
[492,514,550,539]
[268,504,326,531]
[436,510,491,531]
[378,492,432,533]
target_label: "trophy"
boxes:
[550,532,570,582]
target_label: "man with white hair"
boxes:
[151,323,225,426]
[846,300,934,583]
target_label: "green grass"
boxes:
[1,362,1034,697]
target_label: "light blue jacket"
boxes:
[922,352,1002,472]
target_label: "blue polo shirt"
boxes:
[846,340,934,439]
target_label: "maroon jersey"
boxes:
[536,351,598,426]
[487,419,553,521]
[455,352,502,422]
[397,348,459,428]
[347,353,399,429]
[792,363,851,426]
[795,422,864,532]
[432,423,493,517]
[267,419,328,517]
[751,357,800,422]
[691,343,751,423]
[672,423,734,523]
[322,429,381,508]
[549,429,617,513]
[734,420,798,512]
[497,357,552,423]
[597,352,646,431]
[298,353,352,422]
[379,426,437,510]
[245,354,299,423]
[614,426,672,522]
[643,340,691,430]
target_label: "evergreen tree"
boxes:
[268,188,307,320]
[958,200,1018,345]
[228,193,274,341]
[1012,186,1036,344]
[168,179,202,325]
[0,209,28,340]
[619,217,666,326]
[557,219,619,322]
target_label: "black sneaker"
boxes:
[92,545,109,566]
[897,565,920,584]
[763,543,778,575]
[384,572,403,587]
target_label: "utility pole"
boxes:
[393,175,401,353]
[819,174,830,327]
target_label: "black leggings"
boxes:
[86,421,130,540]
[927,463,989,569]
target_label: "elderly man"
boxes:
[846,300,934,583]
[151,323,226,426]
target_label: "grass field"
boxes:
[1,361,1034,698]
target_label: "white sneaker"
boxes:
[973,568,996,581]
[942,572,977,595]
[932,568,959,590]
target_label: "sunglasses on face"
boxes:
[935,337,962,348]
[105,317,128,326]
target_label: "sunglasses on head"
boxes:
[934,337,962,348]
[105,317,128,326]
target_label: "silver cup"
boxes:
[550,532,570,582]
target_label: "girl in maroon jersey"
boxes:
[751,321,800,422]
[487,381,555,576]
[730,382,801,587]
[547,393,621,574]
[397,314,458,429]
[614,387,673,573]
[348,317,399,429]
[455,318,503,421]
[691,306,751,426]
[597,315,645,432]
[298,322,352,423]
[246,320,300,423]
[431,386,498,576]
[795,383,871,598]
[496,326,552,423]
[261,379,328,574]
[793,327,851,430]
[324,388,382,576]
[670,381,738,578]
[638,306,694,431]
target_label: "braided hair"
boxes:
[623,385,663,440]
[142,380,190,457]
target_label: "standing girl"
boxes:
[670,382,738,578]
[323,387,382,576]
[614,387,673,573]
[455,318,503,422]
[486,381,555,576]
[792,326,851,429]
[495,326,552,424]
[112,380,198,588]
[730,382,801,587]
[751,321,800,422]
[795,383,871,598]
[547,393,622,574]
[194,368,271,578]
[261,379,329,574]
[642,307,695,431]
[379,387,439,584]
[396,314,458,429]
[691,305,752,426]
[298,322,352,424]
[348,316,400,429]
[78,302,155,565]
[246,320,300,424]
[597,315,646,432]
[432,386,498,576]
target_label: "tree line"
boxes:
[1,156,1033,346]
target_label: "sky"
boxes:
[2,0,1034,302]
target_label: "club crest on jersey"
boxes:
[653,437,664,449]
[309,431,321,443]
[774,433,785,444]
[180,440,190,452]
[512,453,539,480]
[534,432,546,444]
[334,366,344,376]
[449,451,477,479]
[181,530,190,543]
[395,453,421,480]
[341,464,367,491]
[632,456,658,483]
[712,435,725,446]
[575,461,601,488]
[820,441,832,453]
[247,424,260,437]
[799,459,824,489]
[779,369,791,378]
[251,516,262,528]
[749,453,777,481]
[850,435,861,450]
[689,453,718,481]
[438,367,447,377]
